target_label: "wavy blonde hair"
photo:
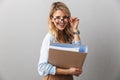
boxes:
[48,2,74,43]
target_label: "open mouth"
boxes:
[59,23,65,26]
[57,22,66,26]
[55,22,68,30]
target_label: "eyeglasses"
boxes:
[52,16,69,22]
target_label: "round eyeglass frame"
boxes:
[52,16,69,22]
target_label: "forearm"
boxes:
[56,68,70,75]
[73,30,80,42]
[56,67,83,76]
[73,34,80,42]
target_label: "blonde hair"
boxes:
[48,2,73,43]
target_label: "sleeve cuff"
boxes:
[72,40,81,45]
[38,63,56,76]
[50,66,56,75]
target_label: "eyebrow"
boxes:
[53,16,69,18]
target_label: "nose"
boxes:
[60,18,64,22]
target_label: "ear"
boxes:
[51,18,54,22]
[50,16,54,22]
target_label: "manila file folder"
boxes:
[48,48,87,69]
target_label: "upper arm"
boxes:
[38,33,54,64]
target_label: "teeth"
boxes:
[59,24,64,26]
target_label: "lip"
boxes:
[57,23,65,29]
[59,22,66,25]
[58,25,64,28]
[55,21,68,30]
[58,23,65,27]
[59,23,64,26]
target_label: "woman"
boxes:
[38,1,82,80]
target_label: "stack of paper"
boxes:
[48,43,88,69]
[49,43,88,53]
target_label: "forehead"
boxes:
[53,10,66,16]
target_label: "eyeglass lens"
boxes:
[53,16,69,22]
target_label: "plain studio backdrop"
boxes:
[0,0,120,80]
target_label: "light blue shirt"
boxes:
[38,32,81,76]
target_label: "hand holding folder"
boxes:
[48,43,88,69]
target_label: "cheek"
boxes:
[53,21,58,26]
[65,21,69,26]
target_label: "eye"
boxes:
[63,16,68,19]
[54,16,60,20]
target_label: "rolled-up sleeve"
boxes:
[72,40,81,45]
[38,33,56,76]
[38,63,56,76]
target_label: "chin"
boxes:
[58,27,65,31]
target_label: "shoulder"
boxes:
[44,32,54,40]
[42,32,55,43]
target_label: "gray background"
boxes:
[0,0,120,80]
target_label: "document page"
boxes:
[49,43,88,53]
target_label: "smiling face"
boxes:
[51,10,69,31]
[48,2,73,43]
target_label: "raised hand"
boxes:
[69,17,80,31]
